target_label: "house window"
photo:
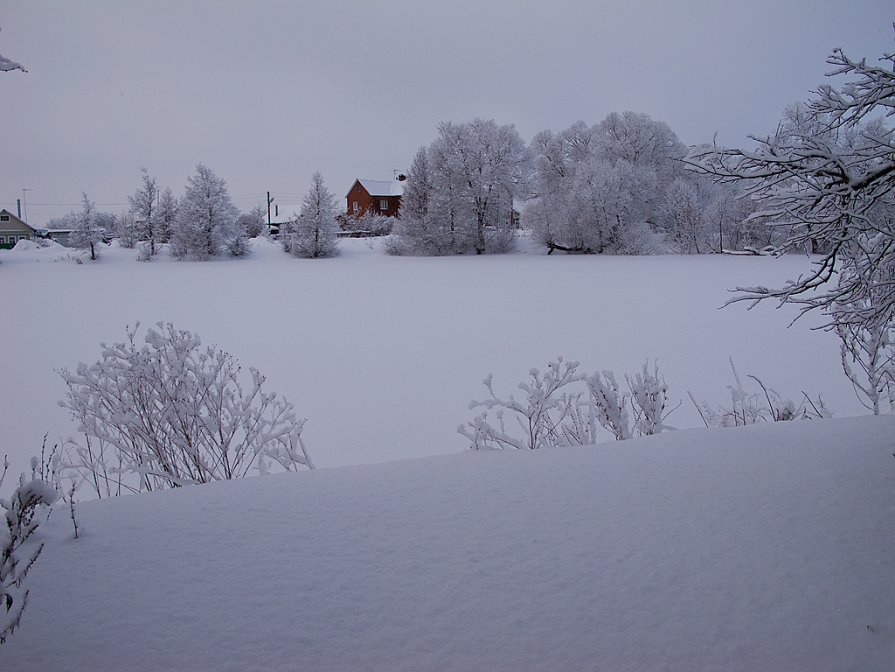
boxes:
[352,202,359,213]
[0,236,6,243]
[380,200,388,211]
[0,215,9,222]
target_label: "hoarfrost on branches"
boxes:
[0,455,58,645]
[285,172,339,259]
[459,358,676,450]
[69,192,103,261]
[688,359,830,427]
[392,119,529,255]
[525,113,685,255]
[170,164,243,260]
[59,323,314,497]
[686,38,895,332]
[128,169,162,256]
[458,358,585,451]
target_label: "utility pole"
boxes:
[267,192,274,232]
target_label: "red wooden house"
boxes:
[346,177,405,218]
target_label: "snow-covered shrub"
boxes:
[59,322,314,497]
[458,358,584,450]
[342,210,393,237]
[0,455,59,645]
[237,205,267,239]
[459,358,676,449]
[689,359,830,427]
[627,361,674,436]
[585,370,632,440]
[585,362,675,440]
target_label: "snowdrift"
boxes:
[3,416,894,671]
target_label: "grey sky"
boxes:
[2,1,892,225]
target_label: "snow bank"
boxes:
[3,415,893,671]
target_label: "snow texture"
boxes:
[1,415,893,670]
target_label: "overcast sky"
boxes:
[2,1,892,225]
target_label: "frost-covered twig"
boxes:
[1,453,59,645]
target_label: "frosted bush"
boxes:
[0,454,59,645]
[458,358,584,450]
[459,358,677,450]
[59,322,314,497]
[689,359,830,427]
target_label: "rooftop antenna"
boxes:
[21,188,33,222]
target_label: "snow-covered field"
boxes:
[2,237,892,669]
[1,236,860,478]
[3,416,894,670]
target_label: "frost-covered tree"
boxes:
[687,40,895,332]
[699,181,769,252]
[660,178,712,254]
[392,120,529,255]
[116,211,139,249]
[237,204,267,239]
[526,113,684,254]
[389,147,440,254]
[170,164,241,259]
[287,172,339,258]
[155,187,178,244]
[835,296,895,415]
[595,110,686,185]
[69,192,103,260]
[128,169,160,256]
[59,323,315,496]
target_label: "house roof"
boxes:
[0,209,39,233]
[267,204,301,225]
[351,179,405,198]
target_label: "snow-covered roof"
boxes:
[355,179,405,197]
[267,204,301,225]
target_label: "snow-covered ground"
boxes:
[0,236,859,478]
[2,237,892,669]
[3,415,894,670]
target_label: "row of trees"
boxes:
[52,166,342,261]
[386,112,777,257]
[50,165,254,261]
